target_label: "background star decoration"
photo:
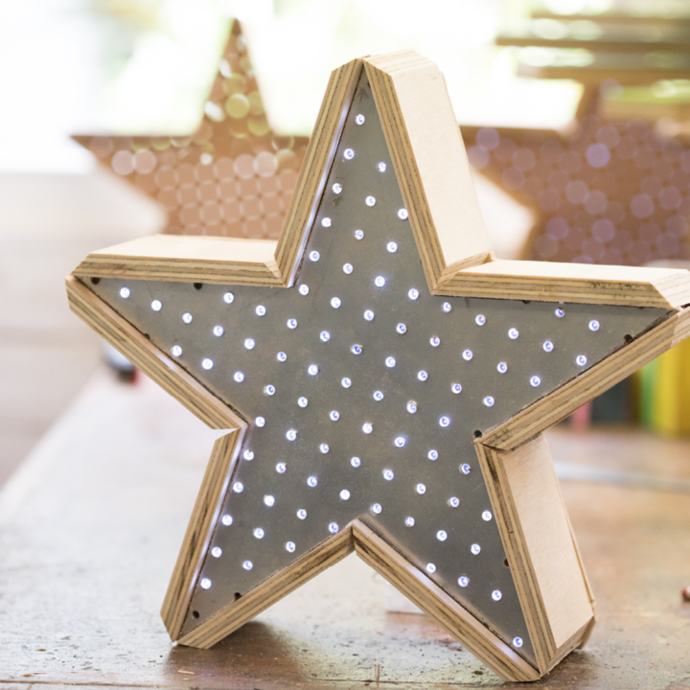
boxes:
[73,20,308,240]
[66,52,690,682]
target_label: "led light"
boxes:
[297,509,307,520]
[365,196,376,207]
[151,299,162,311]
[331,297,341,308]
[341,377,352,388]
[416,483,426,495]
[482,511,493,522]
[383,469,394,481]
[461,464,471,475]
[426,563,436,574]
[328,523,339,534]
[264,384,276,396]
[298,397,308,408]
[243,561,253,571]
[377,162,386,172]
[277,352,287,362]
[202,358,214,370]
[497,362,507,374]
[340,490,350,500]
[408,288,419,300]
[321,217,332,227]
[458,576,469,587]
[576,354,588,366]
[320,330,331,342]
[119,287,130,298]
[182,312,193,324]
[171,345,182,357]
[407,401,417,414]
[351,457,361,468]
[513,637,523,648]
[299,284,309,296]
[213,325,224,337]
[264,495,275,506]
[253,527,265,539]
[385,356,396,368]
[319,443,329,454]
[449,497,460,508]
[483,396,495,407]
[543,340,554,352]
[471,544,481,555]
[371,503,382,514]
[354,229,364,240]
[355,114,365,125]
[332,183,342,194]
[395,436,406,448]
[398,209,409,220]
[417,370,428,381]
[351,344,362,355]
[462,349,473,361]
[243,450,254,461]
[364,309,375,321]
[276,463,286,474]
[492,590,502,601]
[211,546,222,558]
[373,390,384,401]
[200,578,211,589]
[308,364,319,376]
[221,514,233,526]
[256,416,265,427]
[589,320,600,331]
[428,450,438,460]
[362,423,373,434]
[437,530,448,541]
[287,318,298,329]
[233,482,244,493]
[405,516,415,527]
[442,302,451,313]
[396,323,407,334]
[451,383,462,394]
[430,336,440,347]
[286,429,297,441]
[508,328,519,340]
[329,410,340,421]
[307,476,318,487]
[255,305,266,316]
[244,338,255,350]
[387,241,398,253]
[374,275,386,287]
[309,250,320,262]
[439,416,451,427]
[555,308,565,318]
[530,376,541,387]
[286,541,296,553]
[343,263,354,274]
[223,292,234,304]
[344,148,355,159]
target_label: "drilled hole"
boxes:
[192,610,200,619]
[234,592,242,601]
[193,282,203,290]
[503,559,510,568]
[473,430,482,439]
[90,277,100,285]
[624,334,633,344]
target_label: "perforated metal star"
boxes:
[67,51,690,682]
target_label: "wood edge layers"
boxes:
[482,305,690,452]
[161,431,243,639]
[65,276,242,430]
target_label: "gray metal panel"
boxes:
[91,72,670,664]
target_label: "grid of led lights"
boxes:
[90,73,669,662]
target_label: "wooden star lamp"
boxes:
[66,52,690,681]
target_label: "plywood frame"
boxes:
[67,51,690,682]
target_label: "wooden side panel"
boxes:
[65,276,242,430]
[476,436,593,674]
[352,521,539,682]
[177,527,355,648]
[162,432,243,639]
[365,53,493,291]
[72,235,284,286]
[274,58,363,283]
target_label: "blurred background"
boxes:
[2,0,690,488]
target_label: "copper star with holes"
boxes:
[461,117,690,265]
[73,20,308,240]
[67,51,690,682]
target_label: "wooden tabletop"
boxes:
[1,370,689,689]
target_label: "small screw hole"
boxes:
[473,430,483,439]
[234,592,242,601]
[90,277,100,285]
[624,334,633,344]
[503,559,510,568]
[192,610,200,619]
[193,283,203,290]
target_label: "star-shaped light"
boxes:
[67,51,690,681]
[73,20,308,239]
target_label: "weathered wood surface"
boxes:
[0,371,689,689]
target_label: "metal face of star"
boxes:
[67,53,690,682]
